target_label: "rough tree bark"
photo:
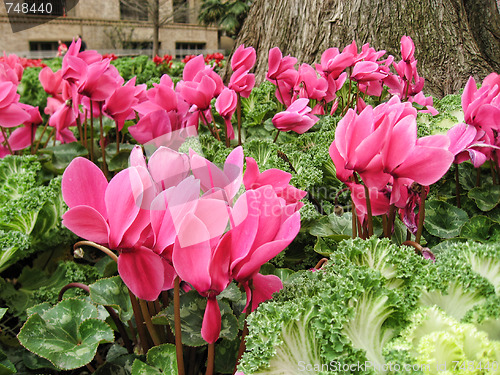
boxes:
[228,0,500,97]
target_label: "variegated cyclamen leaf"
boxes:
[18,298,114,370]
[146,344,178,372]
[89,276,133,321]
[151,290,238,346]
[131,359,161,374]
[424,200,469,238]
[468,185,500,212]
[460,216,500,243]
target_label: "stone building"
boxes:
[0,0,225,57]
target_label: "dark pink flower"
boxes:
[215,88,237,139]
[272,98,318,134]
[231,44,256,72]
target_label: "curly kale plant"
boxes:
[238,238,500,374]
[0,155,74,272]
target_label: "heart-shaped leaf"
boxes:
[460,216,500,243]
[18,298,114,370]
[151,291,238,346]
[424,200,468,239]
[89,276,133,321]
[468,185,500,212]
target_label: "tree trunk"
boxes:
[229,0,500,97]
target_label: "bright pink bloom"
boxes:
[401,35,415,62]
[266,47,298,82]
[215,88,237,139]
[78,60,123,102]
[172,197,232,343]
[49,101,78,143]
[350,61,387,83]
[189,146,244,202]
[243,156,306,211]
[231,44,256,72]
[0,81,30,127]
[447,122,489,167]
[272,98,319,134]
[103,81,138,131]
[39,66,63,98]
[295,63,328,101]
[228,67,255,98]
[179,75,217,111]
[228,186,301,311]
[348,182,390,224]
[315,47,355,80]
[62,157,169,301]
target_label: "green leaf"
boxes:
[468,185,500,212]
[89,276,133,321]
[40,143,88,173]
[152,291,238,346]
[18,298,114,370]
[309,212,352,240]
[0,350,16,375]
[0,308,6,320]
[131,359,161,375]
[424,200,469,239]
[146,344,177,372]
[460,215,500,243]
[215,339,239,374]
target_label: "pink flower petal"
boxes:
[201,296,221,344]
[62,157,108,217]
[62,206,110,244]
[118,247,165,301]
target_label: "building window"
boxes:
[29,41,59,51]
[24,0,66,17]
[175,42,206,58]
[120,0,149,21]
[173,0,189,23]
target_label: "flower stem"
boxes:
[387,204,396,238]
[139,299,161,346]
[455,164,461,208]
[98,105,109,178]
[363,184,374,237]
[128,290,150,353]
[206,343,215,375]
[90,101,95,162]
[237,93,242,146]
[351,197,357,239]
[0,127,13,155]
[174,276,185,375]
[115,120,120,154]
[33,121,49,154]
[73,241,118,262]
[415,186,427,244]
[273,129,280,143]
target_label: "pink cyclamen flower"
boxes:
[215,88,237,139]
[189,146,244,202]
[243,156,306,211]
[62,157,170,301]
[295,63,328,101]
[315,47,355,80]
[228,186,301,311]
[266,47,298,82]
[447,122,489,167]
[400,35,415,62]
[272,98,319,134]
[231,44,256,72]
[0,81,30,127]
[228,67,255,98]
[172,197,232,343]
